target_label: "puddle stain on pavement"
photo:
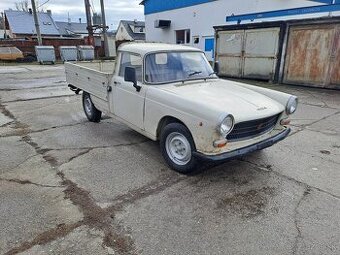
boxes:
[216,187,276,218]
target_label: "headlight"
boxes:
[219,114,234,137]
[286,96,298,115]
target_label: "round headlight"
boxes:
[286,96,298,115]
[219,114,234,137]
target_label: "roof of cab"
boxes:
[118,42,202,56]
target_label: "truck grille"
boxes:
[227,113,281,141]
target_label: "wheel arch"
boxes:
[156,116,188,140]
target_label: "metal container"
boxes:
[59,46,78,62]
[35,46,56,64]
[78,45,95,61]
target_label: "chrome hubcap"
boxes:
[84,96,92,116]
[165,132,191,165]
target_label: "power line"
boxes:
[38,0,51,9]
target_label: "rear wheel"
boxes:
[82,92,102,122]
[160,123,198,174]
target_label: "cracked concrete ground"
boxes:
[0,65,339,255]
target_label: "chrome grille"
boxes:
[227,113,281,141]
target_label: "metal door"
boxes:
[283,24,339,88]
[329,25,340,87]
[216,27,280,80]
[243,28,280,80]
[216,30,244,77]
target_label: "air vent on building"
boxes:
[154,20,171,29]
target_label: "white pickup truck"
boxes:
[65,43,298,173]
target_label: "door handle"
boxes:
[107,86,112,92]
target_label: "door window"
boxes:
[118,52,143,82]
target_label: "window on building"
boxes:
[176,29,190,44]
[134,26,145,33]
[186,30,190,44]
[193,36,199,44]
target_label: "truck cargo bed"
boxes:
[65,61,115,112]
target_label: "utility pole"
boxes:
[100,0,109,57]
[84,0,94,45]
[1,12,7,39]
[31,0,42,45]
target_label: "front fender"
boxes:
[144,87,221,153]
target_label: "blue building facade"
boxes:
[142,0,215,15]
[142,0,340,62]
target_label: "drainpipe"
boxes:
[330,0,336,16]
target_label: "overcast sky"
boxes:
[0,0,144,30]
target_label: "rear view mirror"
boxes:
[124,66,141,92]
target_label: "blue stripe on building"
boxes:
[308,0,332,3]
[142,0,215,15]
[226,4,340,22]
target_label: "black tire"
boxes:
[82,92,102,122]
[160,123,198,174]
[23,55,36,62]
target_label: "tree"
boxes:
[15,0,30,12]
[15,1,44,12]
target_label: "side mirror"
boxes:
[214,61,219,74]
[124,66,141,92]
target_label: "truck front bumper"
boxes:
[193,128,291,162]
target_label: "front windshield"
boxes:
[145,51,216,84]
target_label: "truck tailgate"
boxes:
[65,61,114,102]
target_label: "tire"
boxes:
[82,92,102,122]
[23,55,36,63]
[160,123,198,174]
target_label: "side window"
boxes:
[118,52,143,82]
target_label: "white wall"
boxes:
[145,0,339,61]
[0,29,10,39]
[115,22,133,41]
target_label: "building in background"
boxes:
[4,9,60,39]
[56,20,88,38]
[141,0,340,88]
[3,9,102,39]
[115,20,145,46]
[1,10,107,59]
[141,0,340,62]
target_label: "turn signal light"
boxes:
[213,139,228,148]
[280,118,291,126]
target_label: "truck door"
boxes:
[112,52,146,129]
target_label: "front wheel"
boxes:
[82,92,102,122]
[160,123,198,174]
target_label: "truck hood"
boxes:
[156,79,285,123]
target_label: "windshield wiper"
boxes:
[188,71,202,77]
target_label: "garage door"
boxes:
[283,23,340,89]
[216,27,281,80]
